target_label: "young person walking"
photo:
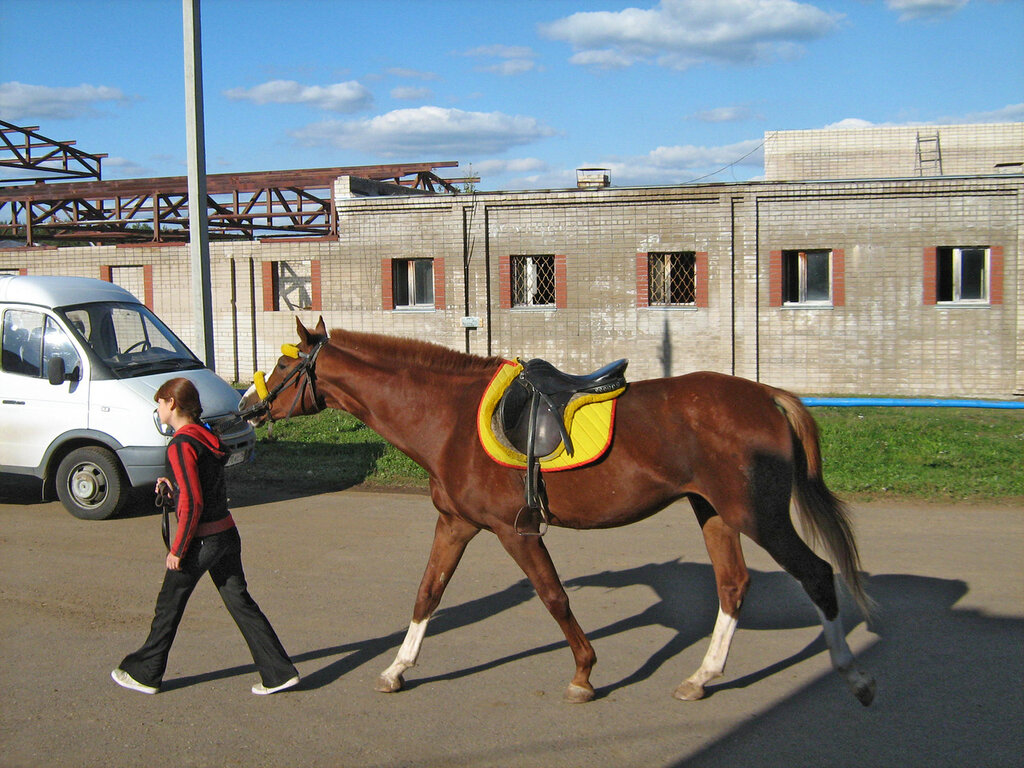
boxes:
[112,377,298,695]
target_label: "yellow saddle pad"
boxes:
[477,360,623,471]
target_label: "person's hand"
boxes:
[166,552,181,571]
[155,477,172,494]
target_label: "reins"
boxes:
[237,338,329,422]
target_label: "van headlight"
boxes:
[153,408,174,436]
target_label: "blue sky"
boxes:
[1,0,1022,191]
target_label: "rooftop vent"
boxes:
[576,168,610,189]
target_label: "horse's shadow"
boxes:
[162,558,973,702]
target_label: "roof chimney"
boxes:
[576,168,610,189]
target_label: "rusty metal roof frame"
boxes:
[0,120,107,183]
[0,161,474,245]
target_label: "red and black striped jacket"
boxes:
[165,423,233,557]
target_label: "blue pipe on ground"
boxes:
[801,397,1024,409]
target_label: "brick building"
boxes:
[2,124,1021,398]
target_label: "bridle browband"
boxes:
[238,338,330,422]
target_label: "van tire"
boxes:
[55,447,129,520]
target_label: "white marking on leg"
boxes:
[675,608,738,700]
[815,607,876,706]
[378,619,429,692]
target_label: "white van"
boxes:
[0,275,255,519]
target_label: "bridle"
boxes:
[238,338,329,422]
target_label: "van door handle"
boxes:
[2,400,26,405]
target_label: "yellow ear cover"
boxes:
[254,371,269,400]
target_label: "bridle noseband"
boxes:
[238,338,329,422]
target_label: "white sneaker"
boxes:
[252,674,300,695]
[111,668,158,694]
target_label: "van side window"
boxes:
[2,310,44,376]
[2,310,80,378]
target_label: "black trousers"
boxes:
[119,527,297,689]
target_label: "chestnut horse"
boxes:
[240,318,875,706]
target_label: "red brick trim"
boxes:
[768,250,782,307]
[554,254,567,309]
[990,246,1003,305]
[635,253,649,308]
[433,257,445,310]
[310,259,322,311]
[99,265,112,283]
[262,261,276,311]
[922,247,937,305]
[695,251,709,308]
[831,249,845,307]
[498,255,511,309]
[143,264,154,309]
[381,258,394,310]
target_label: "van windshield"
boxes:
[58,301,203,378]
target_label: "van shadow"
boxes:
[0,473,46,504]
[225,441,390,506]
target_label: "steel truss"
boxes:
[1,162,466,245]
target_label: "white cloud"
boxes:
[291,106,557,157]
[692,105,755,123]
[385,68,440,81]
[224,80,373,113]
[483,59,538,76]
[540,0,842,70]
[0,81,126,121]
[472,157,549,176]
[391,86,433,101]
[103,156,151,179]
[464,45,536,59]
[885,0,969,22]
[958,103,1024,124]
[464,44,539,76]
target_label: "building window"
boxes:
[262,259,321,311]
[648,252,696,305]
[511,255,556,307]
[391,258,435,309]
[782,249,832,304]
[100,264,153,307]
[769,249,844,308]
[936,246,989,303]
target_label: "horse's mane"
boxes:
[328,327,507,375]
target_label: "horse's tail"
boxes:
[772,389,874,619]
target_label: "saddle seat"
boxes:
[500,358,628,460]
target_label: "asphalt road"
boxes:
[1,479,1021,768]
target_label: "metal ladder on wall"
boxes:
[916,131,943,176]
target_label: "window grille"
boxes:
[648,252,696,305]
[511,255,556,307]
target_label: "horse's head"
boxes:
[239,316,330,426]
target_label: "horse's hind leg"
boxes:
[377,513,479,693]
[756,512,876,706]
[675,498,750,701]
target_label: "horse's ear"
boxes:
[295,316,312,345]
[314,316,327,338]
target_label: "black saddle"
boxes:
[497,357,628,534]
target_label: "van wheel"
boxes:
[55,447,129,520]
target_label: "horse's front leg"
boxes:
[376,513,479,693]
[675,505,750,701]
[496,528,597,703]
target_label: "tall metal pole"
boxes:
[182,0,215,369]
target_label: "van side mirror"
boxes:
[47,357,77,385]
